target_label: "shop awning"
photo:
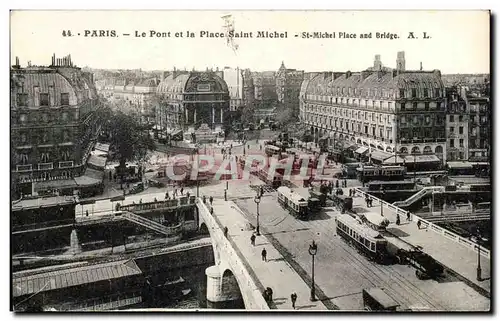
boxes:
[383,155,406,165]
[34,179,77,192]
[447,161,473,169]
[404,155,441,163]
[91,149,108,157]
[370,150,393,162]
[94,143,110,153]
[87,155,107,169]
[355,146,369,155]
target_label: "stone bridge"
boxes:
[197,199,269,310]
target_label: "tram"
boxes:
[335,213,445,279]
[277,186,309,220]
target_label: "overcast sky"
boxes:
[10,10,489,73]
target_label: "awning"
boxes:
[383,155,406,165]
[355,146,369,155]
[370,150,393,162]
[94,143,110,153]
[447,161,473,169]
[84,167,104,180]
[74,175,101,187]
[87,155,107,169]
[91,149,108,157]
[34,179,77,192]
[404,155,441,163]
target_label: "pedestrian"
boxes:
[209,196,213,205]
[174,189,177,196]
[260,145,262,151]
[369,198,373,207]
[260,186,264,197]
[353,189,356,197]
[291,292,297,309]
[108,171,112,181]
[186,191,190,199]
[335,180,339,189]
[407,211,411,221]
[250,234,256,246]
[165,192,170,200]
[85,210,89,217]
[365,196,369,207]
[266,287,273,302]
[210,207,214,215]
[224,226,228,238]
[396,214,401,225]
[248,144,250,150]
[180,187,184,195]
[203,195,206,203]
[344,179,347,187]
[417,220,422,229]
[349,189,352,197]
[261,248,267,262]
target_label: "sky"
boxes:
[10,10,490,73]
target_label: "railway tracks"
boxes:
[234,198,449,310]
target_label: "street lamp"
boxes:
[476,229,482,281]
[254,195,261,236]
[308,240,318,301]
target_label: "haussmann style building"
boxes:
[299,52,447,166]
[10,55,104,199]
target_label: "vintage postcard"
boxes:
[10,10,490,312]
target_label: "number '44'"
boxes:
[62,30,72,37]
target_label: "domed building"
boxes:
[299,52,447,166]
[155,69,230,136]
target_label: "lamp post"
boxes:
[308,240,318,301]
[254,195,261,236]
[476,229,482,281]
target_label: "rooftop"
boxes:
[12,196,78,211]
[13,259,142,297]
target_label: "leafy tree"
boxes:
[102,107,156,170]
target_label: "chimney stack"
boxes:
[420,62,423,71]
[172,67,177,79]
[396,51,406,72]
[374,54,382,71]
[52,54,55,66]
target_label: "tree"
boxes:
[102,107,156,171]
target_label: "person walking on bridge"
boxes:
[250,233,256,246]
[261,248,267,262]
[209,196,213,205]
[291,292,297,309]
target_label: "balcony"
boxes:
[38,162,54,170]
[59,161,74,168]
[16,164,32,172]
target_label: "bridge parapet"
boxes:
[197,199,270,310]
[354,188,490,259]
[118,196,196,213]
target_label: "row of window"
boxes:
[399,128,445,140]
[278,194,307,212]
[304,116,394,139]
[398,146,443,154]
[16,150,73,164]
[18,131,73,145]
[17,93,70,107]
[306,87,441,100]
[449,138,488,149]
[16,110,78,125]
[400,115,444,125]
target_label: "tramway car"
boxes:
[277,186,309,220]
[335,214,388,262]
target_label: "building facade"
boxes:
[446,86,490,162]
[10,55,103,198]
[251,71,277,109]
[276,61,304,116]
[155,69,230,133]
[222,67,243,113]
[299,52,447,162]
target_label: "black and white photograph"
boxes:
[9,10,491,312]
